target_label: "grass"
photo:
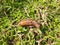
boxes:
[0,0,60,45]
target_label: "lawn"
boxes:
[0,0,60,45]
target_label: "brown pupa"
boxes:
[18,19,40,28]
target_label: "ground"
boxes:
[0,0,60,45]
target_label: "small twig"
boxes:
[36,38,43,45]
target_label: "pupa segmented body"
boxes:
[18,19,40,28]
